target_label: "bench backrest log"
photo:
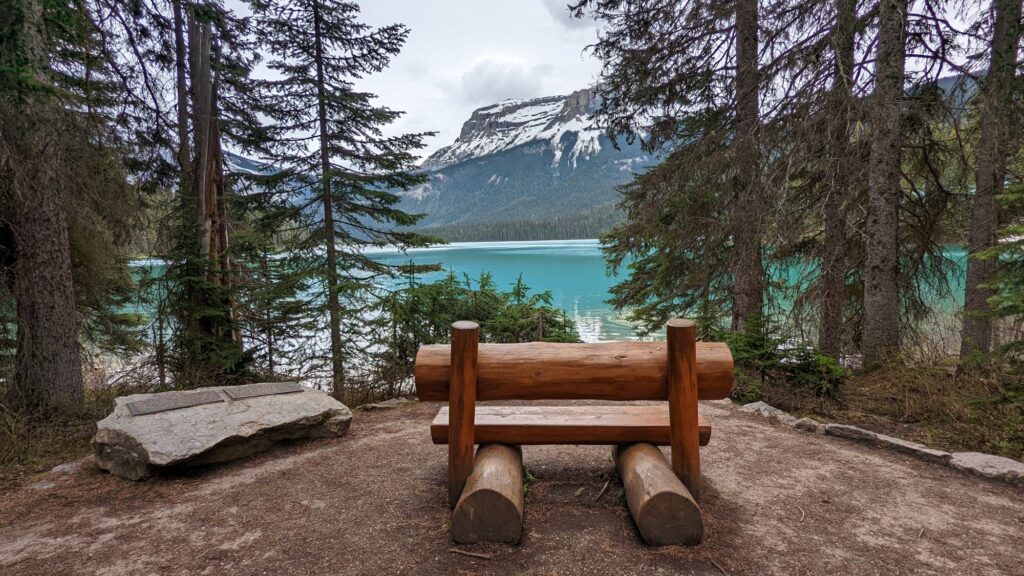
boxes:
[416,319,734,506]
[414,341,734,402]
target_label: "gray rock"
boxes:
[50,458,91,476]
[823,426,953,465]
[795,417,826,434]
[824,424,878,442]
[739,401,799,426]
[93,384,351,480]
[949,452,1024,486]
[357,397,413,411]
[29,456,94,491]
[874,434,951,465]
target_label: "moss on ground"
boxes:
[762,362,1024,460]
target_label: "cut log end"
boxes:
[451,443,524,544]
[615,443,703,546]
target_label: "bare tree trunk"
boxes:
[819,0,857,358]
[173,0,192,197]
[190,19,214,260]
[175,6,239,379]
[312,0,347,400]
[961,0,1022,358]
[730,0,764,332]
[862,0,907,368]
[2,0,83,411]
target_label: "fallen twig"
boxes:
[796,504,806,522]
[594,479,611,501]
[918,527,925,539]
[449,548,493,560]
[710,558,729,576]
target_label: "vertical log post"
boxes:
[449,321,479,508]
[667,318,701,500]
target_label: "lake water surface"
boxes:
[370,239,969,343]
[369,239,638,342]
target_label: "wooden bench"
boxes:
[414,319,734,546]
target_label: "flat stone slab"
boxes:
[740,401,799,426]
[357,397,413,411]
[795,417,825,434]
[874,433,951,465]
[94,384,351,480]
[824,423,878,442]
[950,452,1024,486]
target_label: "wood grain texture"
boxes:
[448,322,478,509]
[668,319,701,500]
[615,443,703,546]
[451,443,524,544]
[431,406,711,446]
[414,341,733,402]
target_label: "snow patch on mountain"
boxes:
[422,87,606,171]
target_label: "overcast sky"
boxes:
[351,1,604,157]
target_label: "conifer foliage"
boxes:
[248,0,438,400]
[0,0,145,411]
[164,0,261,386]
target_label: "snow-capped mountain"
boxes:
[423,87,606,171]
[401,87,655,240]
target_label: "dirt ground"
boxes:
[1,399,1022,576]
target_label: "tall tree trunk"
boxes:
[312,0,347,400]
[819,0,857,358]
[862,0,907,368]
[173,0,193,197]
[960,0,1023,358]
[730,0,764,332]
[190,20,214,260]
[175,7,239,380]
[3,0,83,411]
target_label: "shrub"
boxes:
[719,314,849,400]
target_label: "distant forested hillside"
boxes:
[419,205,624,242]
[397,89,655,241]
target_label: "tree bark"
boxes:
[173,0,193,199]
[3,0,83,411]
[819,0,857,358]
[960,0,1023,358]
[730,0,764,332]
[862,0,907,368]
[311,0,347,400]
[190,19,214,260]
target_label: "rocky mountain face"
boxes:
[401,88,654,240]
[422,87,605,171]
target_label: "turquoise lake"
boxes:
[132,240,968,343]
[369,239,968,343]
[369,240,637,342]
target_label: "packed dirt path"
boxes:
[1,399,1022,576]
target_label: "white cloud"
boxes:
[350,0,603,157]
[459,57,553,105]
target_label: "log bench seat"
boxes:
[430,406,712,447]
[415,319,734,547]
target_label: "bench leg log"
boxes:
[614,443,703,546]
[452,443,524,544]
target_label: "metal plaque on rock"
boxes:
[126,389,225,416]
[222,382,305,400]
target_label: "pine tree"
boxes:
[818,0,858,358]
[861,0,907,367]
[0,0,145,411]
[731,0,765,332]
[572,0,768,333]
[961,0,1023,358]
[164,0,262,386]
[249,0,437,400]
